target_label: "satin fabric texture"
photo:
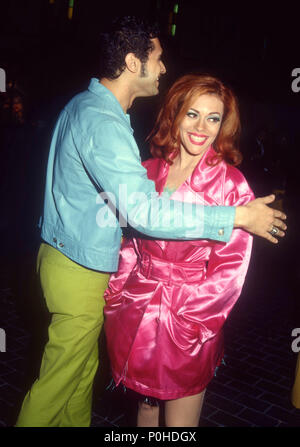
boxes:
[104,146,254,400]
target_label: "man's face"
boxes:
[137,38,166,97]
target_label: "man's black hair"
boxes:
[99,16,159,80]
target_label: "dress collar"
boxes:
[157,146,223,194]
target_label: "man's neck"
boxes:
[100,78,134,113]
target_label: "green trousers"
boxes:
[16,243,110,427]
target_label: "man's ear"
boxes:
[125,53,140,73]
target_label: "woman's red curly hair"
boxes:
[149,73,242,166]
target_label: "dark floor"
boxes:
[0,234,300,428]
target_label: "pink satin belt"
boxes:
[138,252,206,285]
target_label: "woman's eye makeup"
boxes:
[186,110,221,122]
[186,110,198,118]
[208,115,221,122]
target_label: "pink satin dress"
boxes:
[104,146,254,400]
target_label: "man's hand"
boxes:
[235,194,287,243]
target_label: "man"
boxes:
[16,16,286,427]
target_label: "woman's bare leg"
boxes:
[164,390,206,427]
[137,401,160,427]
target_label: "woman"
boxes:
[104,74,254,427]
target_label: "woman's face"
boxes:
[179,94,224,159]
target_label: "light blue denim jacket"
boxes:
[40,79,235,272]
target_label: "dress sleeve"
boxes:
[104,237,138,303]
[179,168,255,344]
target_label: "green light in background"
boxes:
[171,24,176,36]
[68,0,74,19]
[173,3,178,14]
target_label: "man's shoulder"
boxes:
[63,87,129,134]
[65,87,114,115]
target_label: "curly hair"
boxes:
[99,16,159,80]
[149,74,242,166]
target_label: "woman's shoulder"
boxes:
[142,156,161,168]
[222,161,255,204]
[142,157,165,179]
[224,162,249,184]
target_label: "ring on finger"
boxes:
[269,225,279,236]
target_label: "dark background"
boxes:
[1,0,299,143]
